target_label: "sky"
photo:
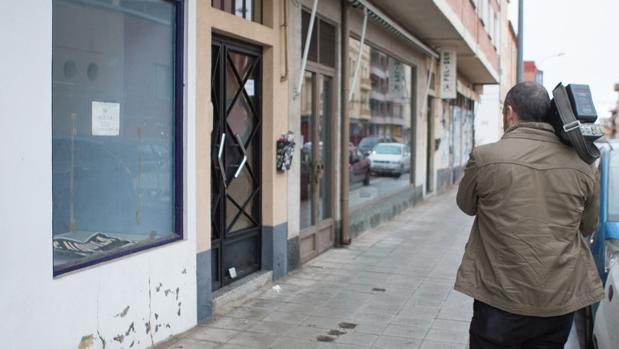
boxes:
[508,0,619,119]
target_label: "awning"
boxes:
[349,0,439,59]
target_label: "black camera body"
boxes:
[547,83,604,164]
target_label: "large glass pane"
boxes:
[318,76,332,221]
[300,71,314,229]
[348,38,414,210]
[52,0,178,270]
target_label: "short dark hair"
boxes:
[504,81,551,122]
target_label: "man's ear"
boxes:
[506,105,518,125]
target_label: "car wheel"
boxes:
[584,305,595,349]
[363,172,370,186]
[396,165,403,178]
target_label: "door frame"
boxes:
[299,61,338,264]
[211,35,263,290]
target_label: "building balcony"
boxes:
[371,0,500,84]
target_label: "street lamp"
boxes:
[533,52,566,85]
[538,52,566,66]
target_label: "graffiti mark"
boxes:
[78,334,95,349]
[181,268,187,274]
[115,306,130,318]
[113,334,124,343]
[155,283,163,292]
[164,289,172,296]
[129,340,135,348]
[145,322,151,334]
[175,287,180,301]
[154,313,159,320]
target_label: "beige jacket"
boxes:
[455,122,604,316]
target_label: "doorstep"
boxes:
[212,271,273,316]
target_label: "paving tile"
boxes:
[430,319,470,332]
[424,328,469,344]
[225,306,270,321]
[419,340,467,349]
[269,338,320,349]
[262,310,310,324]
[205,316,258,331]
[246,320,297,336]
[165,339,221,349]
[228,332,278,348]
[192,327,241,343]
[332,331,378,347]
[372,335,422,348]
[382,324,429,339]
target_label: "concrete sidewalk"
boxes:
[163,190,476,348]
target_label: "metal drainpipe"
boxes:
[517,0,524,82]
[340,0,351,245]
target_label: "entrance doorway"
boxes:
[211,37,262,290]
[299,70,335,263]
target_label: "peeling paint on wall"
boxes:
[113,334,124,343]
[115,306,130,318]
[78,334,95,349]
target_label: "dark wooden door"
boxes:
[211,37,262,290]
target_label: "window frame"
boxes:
[52,0,185,276]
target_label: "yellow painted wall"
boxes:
[196,1,289,253]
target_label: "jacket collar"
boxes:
[502,122,561,143]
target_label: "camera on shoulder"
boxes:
[547,83,605,164]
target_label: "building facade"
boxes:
[475,1,518,145]
[605,83,619,139]
[524,60,544,85]
[1,1,501,348]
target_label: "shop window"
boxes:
[52,0,183,275]
[212,0,262,23]
[301,10,336,68]
[348,37,415,210]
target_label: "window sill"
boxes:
[53,234,183,278]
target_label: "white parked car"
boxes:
[368,143,410,177]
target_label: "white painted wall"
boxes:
[0,1,198,348]
[475,85,502,146]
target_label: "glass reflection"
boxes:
[348,37,414,210]
[300,71,313,229]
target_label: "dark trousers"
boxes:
[469,300,575,349]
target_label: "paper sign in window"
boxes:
[245,79,255,96]
[92,101,120,136]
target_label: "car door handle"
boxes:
[233,133,247,179]
[218,133,227,187]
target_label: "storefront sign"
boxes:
[388,60,404,100]
[92,101,120,136]
[440,50,457,100]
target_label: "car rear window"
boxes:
[374,144,401,155]
[610,150,619,220]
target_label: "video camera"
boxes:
[548,83,605,164]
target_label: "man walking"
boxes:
[455,82,604,348]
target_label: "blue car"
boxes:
[586,139,619,349]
